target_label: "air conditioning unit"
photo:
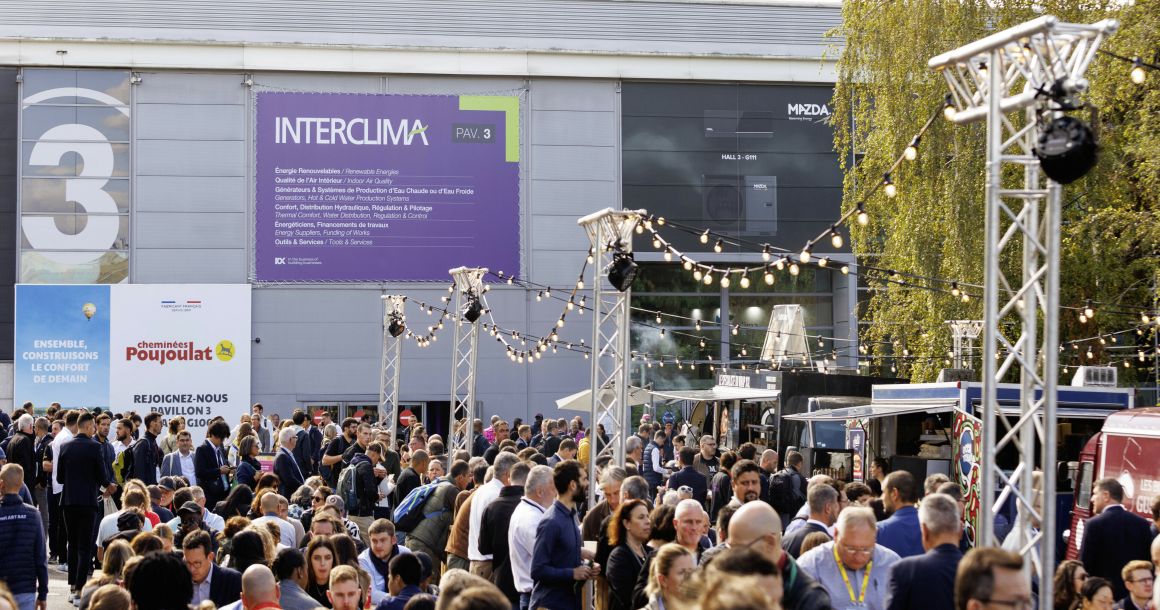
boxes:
[702,175,777,236]
[1070,366,1117,387]
[937,368,977,383]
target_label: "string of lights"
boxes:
[1098,48,1159,85]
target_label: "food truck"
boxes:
[1065,407,1160,560]
[785,375,1134,549]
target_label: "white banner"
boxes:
[107,285,251,443]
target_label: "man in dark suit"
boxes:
[195,420,232,508]
[183,529,242,607]
[290,410,316,477]
[781,483,838,558]
[57,412,110,598]
[275,427,306,499]
[667,447,709,506]
[885,492,964,610]
[1081,478,1154,599]
[131,412,162,485]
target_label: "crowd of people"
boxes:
[0,401,1153,610]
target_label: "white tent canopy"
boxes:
[555,386,653,412]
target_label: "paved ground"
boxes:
[46,562,76,610]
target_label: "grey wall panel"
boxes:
[529,250,592,286]
[132,249,247,283]
[530,145,615,181]
[532,79,618,112]
[385,76,526,95]
[253,288,385,323]
[137,140,246,176]
[529,215,590,252]
[252,322,383,359]
[0,1,841,59]
[255,73,384,93]
[136,73,248,105]
[529,179,616,216]
[136,176,246,213]
[531,110,615,147]
[135,212,246,248]
[137,104,246,140]
[0,68,16,360]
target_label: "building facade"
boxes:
[0,0,855,427]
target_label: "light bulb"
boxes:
[740,275,750,289]
[789,263,800,276]
[1141,313,1151,324]
[683,259,693,271]
[577,280,584,289]
[764,272,775,285]
[732,325,739,336]
[951,282,960,297]
[840,265,850,275]
[657,217,665,226]
[714,239,723,253]
[655,313,662,324]
[635,223,644,234]
[800,249,812,264]
[1131,58,1146,84]
[830,229,844,249]
[883,174,897,198]
[904,137,918,161]
[1124,360,1131,368]
[1078,313,1088,324]
[663,250,673,261]
[818,257,828,268]
[943,99,957,120]
[775,259,786,271]
[856,205,869,226]
[700,230,709,244]
[693,269,703,281]
[703,272,713,285]
[1084,301,1095,319]
[652,237,662,249]
[961,293,970,303]
[761,246,772,262]
[978,61,988,80]
[720,276,730,288]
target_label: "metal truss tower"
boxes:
[930,15,1116,603]
[379,295,407,448]
[578,208,646,504]
[448,267,487,457]
[947,320,984,370]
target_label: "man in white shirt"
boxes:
[160,431,197,485]
[165,485,225,533]
[96,487,154,557]
[111,418,134,457]
[252,492,297,548]
[468,452,518,579]
[50,411,78,496]
[508,464,556,610]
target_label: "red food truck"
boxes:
[1067,407,1160,559]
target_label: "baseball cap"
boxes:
[325,495,346,513]
[177,501,202,517]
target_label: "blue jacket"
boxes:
[374,585,422,610]
[530,500,583,610]
[885,542,962,610]
[667,465,708,505]
[877,506,924,558]
[0,494,49,599]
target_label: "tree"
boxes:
[830,0,1159,384]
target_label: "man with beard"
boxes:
[530,460,599,610]
[321,418,358,487]
[727,459,764,508]
[111,419,134,457]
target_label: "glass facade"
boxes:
[622,82,846,388]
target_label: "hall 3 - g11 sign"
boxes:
[14,284,252,442]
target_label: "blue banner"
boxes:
[15,284,111,410]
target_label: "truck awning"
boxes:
[998,406,1118,420]
[782,399,959,422]
[647,387,781,402]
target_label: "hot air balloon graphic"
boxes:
[82,303,97,321]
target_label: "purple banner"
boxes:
[255,92,520,281]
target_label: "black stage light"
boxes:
[388,317,406,338]
[1034,115,1097,184]
[463,297,483,322]
[608,252,638,292]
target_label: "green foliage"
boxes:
[830,0,1159,382]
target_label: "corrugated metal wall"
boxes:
[0,70,15,357]
[0,0,841,58]
[125,71,615,421]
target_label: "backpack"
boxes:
[392,481,445,533]
[112,440,139,486]
[769,468,806,515]
[336,461,360,511]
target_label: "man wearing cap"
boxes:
[149,485,174,523]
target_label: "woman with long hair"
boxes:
[1078,577,1113,610]
[304,536,337,608]
[234,436,262,489]
[1053,559,1088,610]
[227,530,270,573]
[644,543,696,610]
[214,484,254,521]
[647,504,677,549]
[605,499,653,610]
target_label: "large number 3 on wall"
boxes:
[23,123,121,262]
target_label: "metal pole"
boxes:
[380,295,406,450]
[448,267,487,458]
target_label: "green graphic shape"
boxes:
[458,95,520,163]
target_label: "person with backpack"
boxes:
[403,459,470,580]
[342,441,386,546]
[770,450,809,530]
[131,413,163,485]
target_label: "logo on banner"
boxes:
[215,340,236,362]
[160,299,204,313]
[787,103,831,121]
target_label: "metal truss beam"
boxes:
[578,208,646,506]
[380,294,406,449]
[931,16,1116,606]
[448,267,487,457]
